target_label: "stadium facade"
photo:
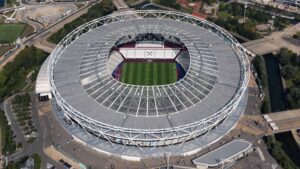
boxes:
[47,10,250,158]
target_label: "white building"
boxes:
[35,57,51,101]
[193,139,253,169]
[276,0,300,7]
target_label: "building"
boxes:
[20,158,34,169]
[276,0,300,7]
[193,139,253,169]
[35,57,51,101]
[47,10,250,160]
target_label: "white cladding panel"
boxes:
[35,57,51,95]
[136,42,163,48]
[120,48,179,59]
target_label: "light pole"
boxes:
[221,158,232,169]
[221,158,224,169]
[165,153,171,169]
[243,3,248,21]
[271,15,275,30]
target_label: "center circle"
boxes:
[107,33,190,86]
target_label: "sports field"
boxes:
[120,62,177,85]
[0,24,25,44]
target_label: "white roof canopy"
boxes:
[35,57,51,95]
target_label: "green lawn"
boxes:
[0,24,26,44]
[5,0,19,7]
[120,62,177,85]
[218,11,232,19]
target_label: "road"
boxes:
[28,84,274,169]
[0,1,98,167]
[243,23,300,55]
[26,1,98,53]
[0,1,96,70]
[18,8,44,33]
[112,0,129,10]
[0,93,65,168]
[29,1,94,42]
[37,108,69,169]
[1,94,27,149]
[0,45,25,70]
[1,0,289,168]
[234,104,300,136]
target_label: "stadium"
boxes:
[48,10,250,158]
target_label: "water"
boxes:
[233,36,246,43]
[275,132,300,167]
[263,54,286,112]
[263,54,300,167]
[0,0,4,7]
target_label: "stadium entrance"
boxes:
[108,33,190,85]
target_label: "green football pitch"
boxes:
[120,62,177,85]
[0,24,25,44]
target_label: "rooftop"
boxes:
[53,17,242,129]
[192,139,252,167]
[35,57,50,94]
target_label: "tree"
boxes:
[203,0,217,5]
[252,55,268,88]
[292,77,300,87]
[293,31,300,40]
[0,73,7,87]
[218,2,227,11]
[281,65,298,80]
[157,0,180,9]
[288,87,300,109]
[274,18,289,31]
[17,142,22,148]
[279,48,292,66]
[264,136,299,169]
[32,154,42,169]
[0,46,47,102]
[261,100,271,114]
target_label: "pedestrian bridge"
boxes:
[243,23,300,56]
[263,109,300,134]
[242,38,281,56]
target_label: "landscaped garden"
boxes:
[12,93,37,143]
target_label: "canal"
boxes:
[264,53,300,167]
[263,54,286,112]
